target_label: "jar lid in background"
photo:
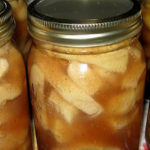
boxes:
[28,0,142,47]
[0,0,15,41]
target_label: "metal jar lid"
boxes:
[28,0,142,47]
[0,0,15,41]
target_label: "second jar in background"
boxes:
[0,1,32,149]
[6,0,30,57]
[27,0,146,150]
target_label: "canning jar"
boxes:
[27,0,146,149]
[6,0,29,54]
[0,1,32,149]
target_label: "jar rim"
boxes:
[28,0,142,47]
[0,1,15,41]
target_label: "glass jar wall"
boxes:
[27,0,146,149]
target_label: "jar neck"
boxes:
[32,35,140,55]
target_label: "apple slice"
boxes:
[0,58,9,78]
[55,48,129,73]
[67,61,104,95]
[48,90,79,124]
[36,56,103,116]
[0,83,21,105]
[50,119,72,143]
[109,107,139,130]
[122,62,145,88]
[106,89,137,115]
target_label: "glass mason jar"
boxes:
[28,0,146,149]
[6,0,29,55]
[0,1,32,149]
